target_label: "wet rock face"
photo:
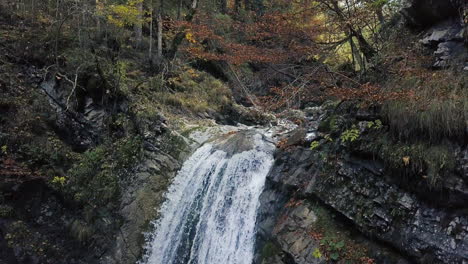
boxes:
[273,148,468,263]
[267,205,324,264]
[40,77,100,151]
[106,124,252,264]
[106,148,185,264]
[103,123,194,264]
[259,102,468,264]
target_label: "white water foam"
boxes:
[140,133,275,264]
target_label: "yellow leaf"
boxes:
[402,156,410,166]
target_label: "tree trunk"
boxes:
[349,35,356,69]
[463,3,467,46]
[168,0,198,59]
[234,0,242,14]
[149,0,153,63]
[157,0,163,59]
[55,0,59,20]
[376,7,384,25]
[31,0,35,20]
[95,0,100,32]
[328,0,376,61]
[177,0,183,19]
[349,27,376,60]
[219,0,227,14]
[350,36,364,71]
[244,0,251,11]
[134,0,143,49]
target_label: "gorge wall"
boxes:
[256,1,468,263]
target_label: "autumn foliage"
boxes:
[176,7,325,65]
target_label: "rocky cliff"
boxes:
[256,1,468,263]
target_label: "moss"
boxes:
[59,135,143,246]
[160,131,189,159]
[163,66,232,113]
[359,133,456,186]
[321,100,342,111]
[0,204,14,217]
[318,115,344,134]
[261,241,281,260]
[68,135,142,205]
[310,203,371,262]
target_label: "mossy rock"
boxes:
[261,241,282,260]
[318,115,346,134]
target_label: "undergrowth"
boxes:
[383,72,467,142]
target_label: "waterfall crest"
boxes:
[140,131,275,264]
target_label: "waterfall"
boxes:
[140,131,275,264]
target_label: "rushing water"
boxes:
[140,131,275,264]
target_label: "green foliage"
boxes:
[320,235,346,260]
[318,115,343,134]
[340,125,360,143]
[68,146,109,203]
[212,13,234,36]
[112,136,142,170]
[1,145,7,154]
[310,203,370,262]
[324,134,334,142]
[68,136,142,207]
[16,135,77,176]
[366,119,382,130]
[160,131,189,158]
[100,0,146,28]
[4,220,61,260]
[312,248,323,259]
[310,141,320,150]
[5,221,31,248]
[369,0,389,8]
[51,176,66,186]
[321,239,345,261]
[130,65,232,118]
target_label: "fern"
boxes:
[341,125,360,142]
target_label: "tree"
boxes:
[134,0,143,48]
[157,0,164,60]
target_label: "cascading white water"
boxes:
[140,132,275,264]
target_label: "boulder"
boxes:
[401,0,463,27]
[419,20,467,69]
